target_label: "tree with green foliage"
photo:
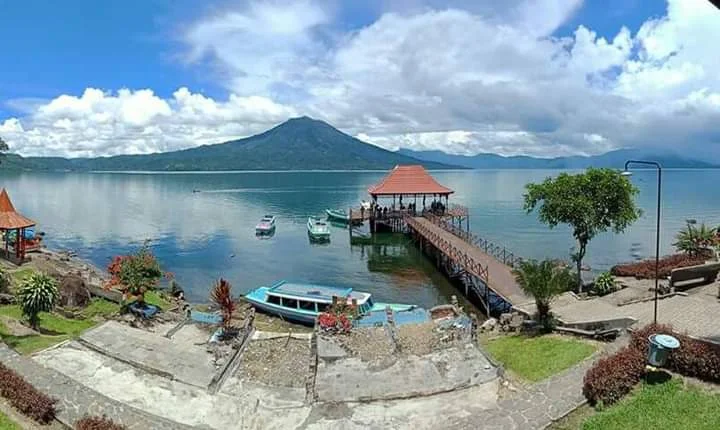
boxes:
[523,168,641,291]
[673,221,716,257]
[17,272,59,330]
[513,259,574,331]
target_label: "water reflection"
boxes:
[0,169,717,304]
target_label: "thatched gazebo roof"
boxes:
[0,188,35,230]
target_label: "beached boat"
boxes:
[325,209,350,223]
[307,217,330,241]
[255,215,276,235]
[244,280,419,325]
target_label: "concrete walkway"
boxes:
[0,343,192,430]
[551,284,720,343]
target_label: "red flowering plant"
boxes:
[317,296,355,334]
[106,243,166,307]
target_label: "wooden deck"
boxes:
[407,216,532,307]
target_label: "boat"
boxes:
[307,217,330,241]
[244,280,420,325]
[255,215,276,235]
[325,209,351,223]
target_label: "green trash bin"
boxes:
[647,334,680,367]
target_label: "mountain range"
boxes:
[396,148,717,169]
[2,117,716,171]
[2,117,454,171]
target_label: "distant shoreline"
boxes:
[2,167,719,175]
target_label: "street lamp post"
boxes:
[622,160,662,325]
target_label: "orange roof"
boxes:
[0,189,35,229]
[368,165,454,196]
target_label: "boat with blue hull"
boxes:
[244,281,425,326]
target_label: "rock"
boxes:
[0,293,15,304]
[59,274,91,308]
[480,317,497,332]
[499,313,512,325]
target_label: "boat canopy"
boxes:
[267,281,371,304]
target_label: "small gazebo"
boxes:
[368,165,454,211]
[0,188,36,263]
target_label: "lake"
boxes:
[1,169,718,306]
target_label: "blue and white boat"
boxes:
[307,217,330,242]
[244,281,422,325]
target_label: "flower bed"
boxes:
[0,362,56,423]
[583,323,720,406]
[630,324,720,383]
[582,346,645,406]
[610,254,708,279]
[75,415,126,430]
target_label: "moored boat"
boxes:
[255,215,276,235]
[244,280,420,325]
[307,217,330,241]
[325,209,350,223]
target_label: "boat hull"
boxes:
[255,225,276,235]
[325,209,349,222]
[244,296,318,325]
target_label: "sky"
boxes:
[1,0,719,159]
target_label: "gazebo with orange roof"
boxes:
[0,188,36,262]
[368,165,453,209]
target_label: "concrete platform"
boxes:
[79,321,216,388]
[315,340,498,402]
[32,322,503,429]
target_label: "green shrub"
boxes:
[593,272,617,296]
[16,273,58,330]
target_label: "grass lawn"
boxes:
[483,335,596,382]
[144,290,172,310]
[7,267,36,289]
[79,298,119,319]
[0,411,21,430]
[0,305,95,355]
[583,379,720,430]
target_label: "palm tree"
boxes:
[513,259,573,331]
[16,272,59,330]
[673,222,717,257]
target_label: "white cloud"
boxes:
[2,0,720,159]
[3,87,296,157]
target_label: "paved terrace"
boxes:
[408,216,532,307]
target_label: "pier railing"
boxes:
[405,216,489,282]
[424,214,523,269]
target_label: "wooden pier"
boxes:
[406,215,532,316]
[362,165,532,316]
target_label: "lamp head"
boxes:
[621,170,632,177]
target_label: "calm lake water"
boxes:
[1,169,718,305]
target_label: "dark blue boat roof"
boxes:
[268,281,354,301]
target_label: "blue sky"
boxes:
[1,0,719,159]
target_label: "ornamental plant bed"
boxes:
[630,324,720,383]
[0,362,56,423]
[582,345,645,406]
[610,254,708,279]
[75,415,127,430]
